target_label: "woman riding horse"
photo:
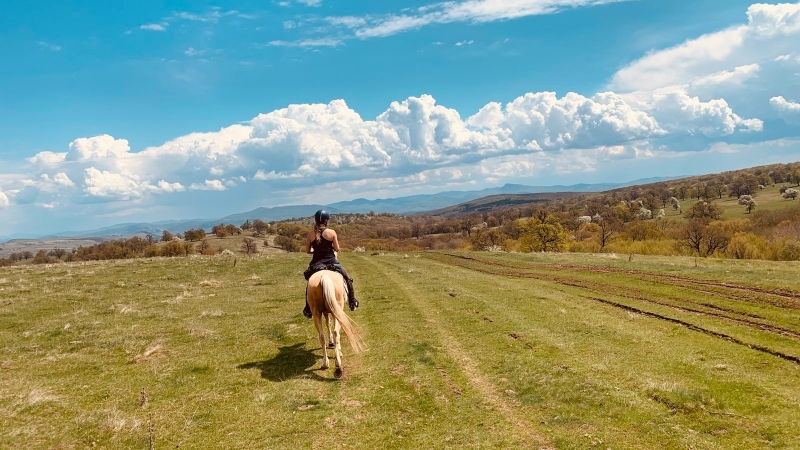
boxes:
[303,210,359,318]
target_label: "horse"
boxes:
[306,270,365,379]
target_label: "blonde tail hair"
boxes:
[321,274,365,353]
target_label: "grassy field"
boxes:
[671,183,800,221]
[2,251,800,449]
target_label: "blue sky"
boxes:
[1,0,799,237]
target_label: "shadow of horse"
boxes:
[237,343,336,382]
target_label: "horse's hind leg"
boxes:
[333,319,343,379]
[325,313,335,349]
[313,314,329,370]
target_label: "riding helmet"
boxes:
[314,209,331,223]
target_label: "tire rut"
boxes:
[426,253,800,366]
[437,252,800,309]
[432,253,800,321]
[366,256,552,449]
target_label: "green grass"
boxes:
[672,183,800,221]
[1,251,800,449]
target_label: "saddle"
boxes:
[304,262,344,281]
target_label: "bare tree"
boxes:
[241,237,258,257]
[596,213,620,250]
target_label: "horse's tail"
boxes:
[321,273,365,353]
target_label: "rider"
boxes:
[303,210,359,318]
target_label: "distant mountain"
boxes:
[11,177,678,241]
[424,192,588,218]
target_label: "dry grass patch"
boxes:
[188,326,215,338]
[25,387,59,406]
[112,304,137,314]
[200,309,223,318]
[133,340,167,363]
[199,279,221,287]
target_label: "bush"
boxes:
[776,240,800,261]
[726,233,768,260]
[275,235,300,252]
[33,250,49,264]
[160,241,187,257]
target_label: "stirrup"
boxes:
[303,305,312,319]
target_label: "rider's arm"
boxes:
[305,231,314,254]
[331,231,340,252]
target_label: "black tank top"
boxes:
[310,228,337,265]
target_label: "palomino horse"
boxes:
[306,270,365,379]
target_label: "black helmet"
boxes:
[314,209,331,224]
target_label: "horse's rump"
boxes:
[307,270,364,353]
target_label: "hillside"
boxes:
[425,192,585,218]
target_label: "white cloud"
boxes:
[1,88,761,212]
[325,16,367,28]
[83,168,143,199]
[189,180,226,191]
[185,47,205,56]
[610,2,800,92]
[297,0,322,6]
[774,53,796,62]
[27,151,67,165]
[68,135,130,161]
[156,180,185,193]
[347,0,630,39]
[53,173,75,187]
[36,41,61,51]
[690,64,760,87]
[0,189,9,207]
[467,91,666,149]
[650,91,763,136]
[140,23,168,31]
[770,95,800,124]
[268,38,343,48]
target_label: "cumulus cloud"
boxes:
[770,95,800,124]
[53,172,75,187]
[156,180,185,193]
[610,2,800,92]
[466,91,666,149]
[189,180,226,191]
[83,168,143,199]
[27,151,67,165]
[650,92,763,136]
[8,88,758,208]
[0,189,9,207]
[68,135,131,161]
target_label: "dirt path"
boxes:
[425,252,800,366]
[366,256,553,450]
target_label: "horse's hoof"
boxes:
[334,368,343,379]
[327,342,335,349]
[321,364,329,370]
